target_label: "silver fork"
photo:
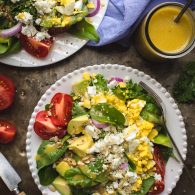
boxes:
[139,81,195,184]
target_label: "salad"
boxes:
[0,0,100,58]
[34,73,175,195]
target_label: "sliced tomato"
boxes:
[0,120,17,144]
[149,146,165,195]
[34,111,66,140]
[20,34,53,58]
[0,75,15,111]
[50,93,73,126]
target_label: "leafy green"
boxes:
[140,103,163,125]
[64,168,97,187]
[38,165,58,186]
[0,37,21,56]
[173,62,195,103]
[158,145,176,163]
[92,74,108,92]
[131,176,155,195]
[72,102,88,118]
[36,140,68,170]
[71,187,92,195]
[153,133,172,148]
[68,18,100,42]
[90,103,125,126]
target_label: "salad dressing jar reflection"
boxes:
[134,2,195,62]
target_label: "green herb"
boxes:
[38,165,58,186]
[92,74,108,92]
[88,158,104,173]
[36,140,68,170]
[140,103,163,125]
[158,145,177,163]
[68,18,100,42]
[131,176,155,195]
[72,102,88,118]
[90,103,125,126]
[173,62,195,103]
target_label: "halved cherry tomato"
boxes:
[50,93,73,126]
[0,75,15,111]
[149,146,165,195]
[34,111,66,140]
[0,120,17,144]
[20,34,53,58]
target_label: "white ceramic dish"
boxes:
[0,1,108,68]
[26,64,187,195]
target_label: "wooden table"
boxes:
[0,44,195,195]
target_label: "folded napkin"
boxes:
[88,0,195,47]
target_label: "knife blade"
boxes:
[0,152,25,194]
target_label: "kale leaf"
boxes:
[173,62,195,103]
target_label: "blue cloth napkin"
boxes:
[88,0,195,47]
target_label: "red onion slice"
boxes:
[87,0,101,17]
[92,119,109,129]
[109,77,124,83]
[0,23,22,38]
[120,163,129,170]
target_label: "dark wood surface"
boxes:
[0,44,195,195]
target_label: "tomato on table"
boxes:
[34,111,66,140]
[149,146,165,195]
[20,34,53,58]
[0,120,17,144]
[50,93,73,127]
[0,75,15,111]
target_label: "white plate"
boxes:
[0,1,108,68]
[26,64,187,195]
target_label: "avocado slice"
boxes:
[53,176,72,195]
[72,80,89,96]
[67,115,89,135]
[68,133,94,157]
[79,165,97,180]
[56,161,71,177]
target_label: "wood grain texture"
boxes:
[0,43,195,195]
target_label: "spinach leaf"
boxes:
[68,18,100,42]
[140,103,163,125]
[71,187,92,195]
[153,133,172,148]
[131,176,155,195]
[90,103,125,126]
[158,145,177,163]
[36,140,68,170]
[72,102,88,118]
[173,62,195,103]
[38,165,58,186]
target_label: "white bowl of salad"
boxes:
[0,0,107,66]
[26,64,187,195]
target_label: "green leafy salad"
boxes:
[0,0,100,58]
[34,73,175,195]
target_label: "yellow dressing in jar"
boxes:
[148,6,193,54]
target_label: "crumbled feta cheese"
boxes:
[87,86,96,96]
[11,0,20,3]
[113,181,119,189]
[35,18,42,25]
[35,31,51,41]
[93,79,98,83]
[126,130,137,142]
[107,80,118,89]
[85,125,100,139]
[154,173,162,181]
[34,0,56,15]
[15,12,33,24]
[21,25,37,37]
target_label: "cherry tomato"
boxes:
[0,75,15,111]
[20,34,53,58]
[149,146,165,195]
[0,120,17,144]
[34,111,66,140]
[50,93,73,126]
